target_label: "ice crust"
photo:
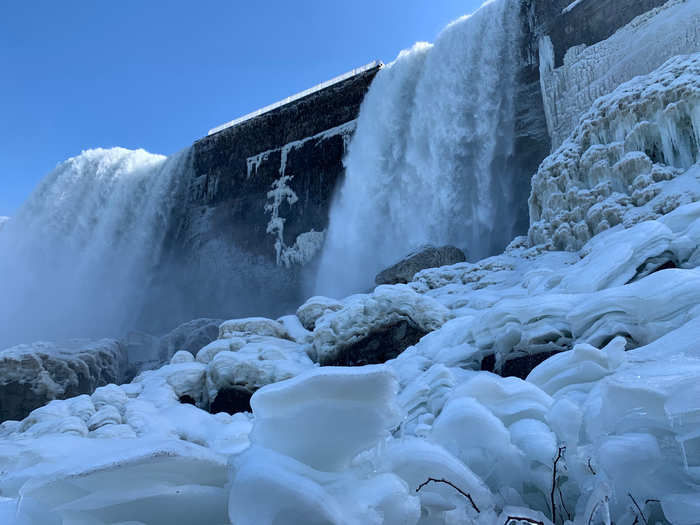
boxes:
[4,7,700,525]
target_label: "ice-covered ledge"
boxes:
[207,61,383,136]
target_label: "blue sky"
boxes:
[0,1,483,215]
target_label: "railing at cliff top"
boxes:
[207,61,384,136]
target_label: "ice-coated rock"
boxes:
[218,316,292,340]
[374,244,467,285]
[312,284,451,366]
[295,295,343,331]
[205,336,314,413]
[0,339,127,422]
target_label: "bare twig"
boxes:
[588,500,604,525]
[628,493,648,525]
[416,477,480,513]
[551,446,566,524]
[503,516,545,525]
[632,516,639,525]
[644,499,660,505]
[587,457,597,475]
[558,486,572,521]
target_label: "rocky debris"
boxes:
[295,296,344,331]
[312,284,452,366]
[375,245,466,285]
[0,339,127,422]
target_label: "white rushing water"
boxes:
[0,147,189,348]
[314,0,522,298]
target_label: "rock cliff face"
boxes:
[139,65,381,330]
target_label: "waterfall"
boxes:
[0,147,190,348]
[314,0,523,298]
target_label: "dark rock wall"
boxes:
[533,0,669,67]
[138,66,381,332]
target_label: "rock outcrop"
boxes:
[375,245,467,285]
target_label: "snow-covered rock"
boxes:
[312,284,452,366]
[0,339,127,422]
[295,295,344,331]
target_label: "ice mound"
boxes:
[530,53,700,250]
[249,366,400,471]
[229,366,423,525]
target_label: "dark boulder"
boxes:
[375,245,467,285]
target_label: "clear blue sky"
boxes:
[0,1,483,216]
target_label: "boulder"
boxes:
[0,339,127,422]
[375,245,467,285]
[313,285,452,366]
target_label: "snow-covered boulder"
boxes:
[0,339,127,422]
[312,284,452,366]
[205,336,314,414]
[218,316,292,340]
[295,295,343,331]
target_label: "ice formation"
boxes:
[539,0,700,149]
[0,147,189,347]
[530,53,700,250]
[315,0,523,298]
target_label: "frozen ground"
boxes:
[1,50,700,524]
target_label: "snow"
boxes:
[207,62,382,136]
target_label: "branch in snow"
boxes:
[416,477,480,513]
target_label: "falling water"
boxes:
[314,0,523,297]
[0,147,189,347]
